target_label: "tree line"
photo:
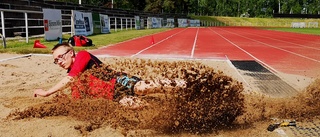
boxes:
[57,0,320,17]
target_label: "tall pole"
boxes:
[112,0,113,8]
[25,12,29,43]
[278,0,280,13]
[1,11,5,38]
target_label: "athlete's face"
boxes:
[52,47,74,69]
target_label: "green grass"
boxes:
[190,15,320,35]
[264,28,320,35]
[190,15,320,28]
[0,28,170,54]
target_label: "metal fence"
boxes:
[0,8,139,45]
[200,20,319,28]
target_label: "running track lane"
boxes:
[90,28,187,56]
[194,28,253,60]
[212,27,320,77]
[90,27,320,78]
[237,28,320,49]
[222,27,320,59]
[133,28,198,58]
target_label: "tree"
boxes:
[55,0,319,17]
[308,0,320,14]
[56,0,107,6]
[145,0,163,13]
[291,1,302,14]
[162,0,175,13]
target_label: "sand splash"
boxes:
[7,58,320,135]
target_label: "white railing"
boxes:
[0,8,71,43]
[108,17,135,33]
[0,8,137,44]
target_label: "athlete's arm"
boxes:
[34,76,72,97]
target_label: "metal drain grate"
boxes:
[285,120,320,136]
[231,60,298,98]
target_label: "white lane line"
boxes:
[100,29,176,49]
[31,54,52,57]
[218,28,320,63]
[0,54,32,62]
[209,28,280,74]
[210,28,298,91]
[191,27,199,58]
[238,30,320,51]
[0,54,53,62]
[130,28,188,57]
[126,55,227,61]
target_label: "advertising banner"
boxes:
[158,18,163,28]
[92,13,101,34]
[72,10,87,35]
[147,17,162,29]
[140,19,145,29]
[83,12,93,35]
[152,17,162,28]
[166,18,174,28]
[147,17,152,29]
[135,16,141,30]
[189,19,200,27]
[178,18,188,27]
[43,8,62,41]
[100,14,110,33]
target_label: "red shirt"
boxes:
[68,51,102,77]
[68,51,116,100]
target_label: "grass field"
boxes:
[0,28,170,54]
[191,15,320,28]
[265,27,320,35]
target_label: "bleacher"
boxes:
[0,0,188,38]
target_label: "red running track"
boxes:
[90,27,320,78]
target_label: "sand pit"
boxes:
[1,53,320,137]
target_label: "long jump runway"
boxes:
[90,27,320,97]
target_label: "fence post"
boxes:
[130,18,132,30]
[0,33,6,48]
[24,12,29,43]
[126,18,128,30]
[121,18,123,30]
[115,17,117,32]
[108,17,110,32]
[1,11,5,38]
[71,11,74,36]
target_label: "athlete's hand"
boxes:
[34,89,48,97]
